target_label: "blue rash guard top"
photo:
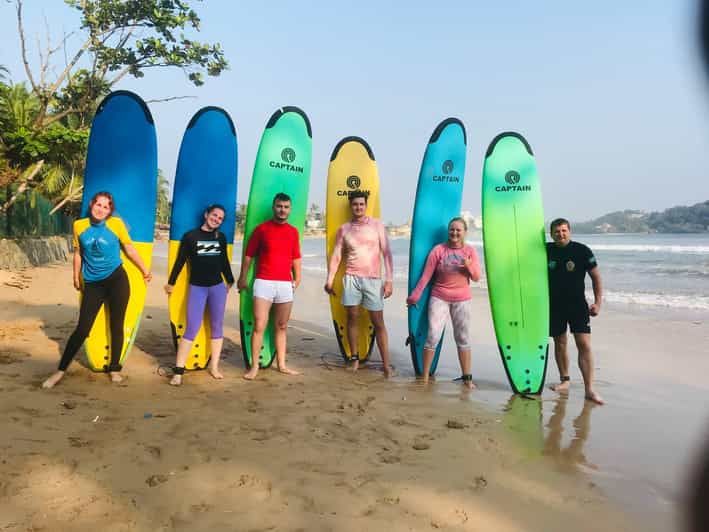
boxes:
[73,216,132,282]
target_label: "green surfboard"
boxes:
[482,132,549,394]
[239,106,312,369]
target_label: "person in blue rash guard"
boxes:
[42,191,152,389]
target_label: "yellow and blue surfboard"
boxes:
[168,107,238,369]
[80,90,157,371]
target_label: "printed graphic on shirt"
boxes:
[197,240,222,256]
[89,236,110,259]
[440,250,467,272]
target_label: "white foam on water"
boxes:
[590,244,709,255]
[597,290,709,311]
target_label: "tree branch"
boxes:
[16,0,39,94]
[0,160,45,214]
[49,185,83,215]
[145,95,196,104]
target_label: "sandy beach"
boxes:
[1,258,707,531]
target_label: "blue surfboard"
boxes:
[407,118,467,376]
[168,107,238,369]
[80,90,157,370]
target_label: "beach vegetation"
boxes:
[0,0,228,225]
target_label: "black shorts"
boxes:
[549,300,590,337]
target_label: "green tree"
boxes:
[235,203,246,233]
[155,169,171,226]
[2,0,228,212]
[14,0,228,129]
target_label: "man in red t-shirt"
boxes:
[238,193,302,380]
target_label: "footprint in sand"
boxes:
[189,502,211,513]
[68,436,90,448]
[144,445,162,459]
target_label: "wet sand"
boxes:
[1,260,706,531]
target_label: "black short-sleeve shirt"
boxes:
[546,241,597,306]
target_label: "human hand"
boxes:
[143,271,152,283]
[324,282,335,296]
[589,303,600,317]
[73,277,82,291]
[383,281,393,299]
[237,276,248,292]
[164,284,173,295]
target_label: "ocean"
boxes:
[155,232,709,315]
[297,232,709,315]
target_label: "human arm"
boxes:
[220,233,235,287]
[379,222,394,298]
[464,247,482,282]
[406,246,440,306]
[292,258,302,289]
[123,243,152,282]
[72,249,82,291]
[291,229,302,289]
[588,267,602,316]
[165,234,189,293]
[324,226,345,295]
[238,229,261,291]
[237,255,253,292]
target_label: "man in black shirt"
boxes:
[546,218,604,405]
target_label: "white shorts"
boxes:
[253,278,294,304]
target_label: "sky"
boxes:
[1,1,709,223]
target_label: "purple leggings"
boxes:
[183,283,228,341]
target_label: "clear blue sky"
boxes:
[2,1,708,223]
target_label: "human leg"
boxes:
[206,283,228,379]
[273,300,299,375]
[422,296,448,383]
[368,310,391,378]
[345,305,360,371]
[170,285,208,385]
[450,300,475,389]
[43,280,106,388]
[244,295,272,380]
[106,267,130,382]
[573,332,604,405]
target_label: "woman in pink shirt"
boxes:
[406,217,481,388]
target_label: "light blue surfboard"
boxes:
[407,118,467,375]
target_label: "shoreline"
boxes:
[1,260,707,530]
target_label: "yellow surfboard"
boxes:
[83,241,153,370]
[325,136,380,362]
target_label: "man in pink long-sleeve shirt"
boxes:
[324,191,394,376]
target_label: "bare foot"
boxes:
[278,366,301,376]
[351,359,359,373]
[585,390,605,405]
[169,374,182,386]
[109,372,124,384]
[243,367,259,380]
[550,380,570,393]
[208,366,224,380]
[463,380,477,390]
[42,371,65,389]
[383,366,392,379]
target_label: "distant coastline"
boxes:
[571,200,708,234]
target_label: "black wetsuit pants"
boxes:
[58,266,129,372]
